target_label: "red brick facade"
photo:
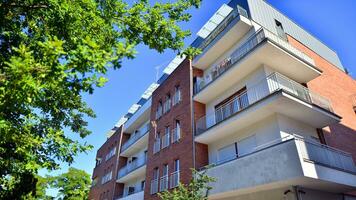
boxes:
[89,128,124,200]
[145,59,194,200]
[287,35,356,162]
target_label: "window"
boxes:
[218,143,237,164]
[172,120,181,143]
[156,101,163,119]
[101,171,113,184]
[151,168,159,194]
[160,164,169,191]
[217,135,257,164]
[105,147,116,161]
[173,86,182,105]
[128,187,135,195]
[164,94,171,113]
[237,135,257,157]
[275,19,287,41]
[153,132,161,154]
[174,159,180,172]
[162,126,170,149]
[163,164,169,176]
[171,159,180,188]
[153,168,159,180]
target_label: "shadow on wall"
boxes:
[322,123,356,165]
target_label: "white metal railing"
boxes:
[118,156,147,179]
[296,136,356,173]
[195,72,333,135]
[121,124,150,153]
[194,28,316,95]
[171,128,181,143]
[153,139,161,154]
[196,6,249,52]
[150,179,159,194]
[208,135,356,174]
[170,171,180,188]
[161,133,170,149]
[159,175,169,192]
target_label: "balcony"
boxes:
[117,156,147,183]
[124,98,151,133]
[121,124,150,157]
[195,72,340,144]
[193,7,252,69]
[194,29,321,104]
[204,135,356,199]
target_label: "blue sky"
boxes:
[43,0,356,179]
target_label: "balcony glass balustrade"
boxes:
[207,134,356,174]
[121,124,150,153]
[195,72,333,135]
[194,28,316,95]
[117,156,147,179]
[194,6,249,52]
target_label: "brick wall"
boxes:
[287,35,356,162]
[144,59,194,200]
[89,128,124,200]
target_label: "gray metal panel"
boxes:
[247,0,344,71]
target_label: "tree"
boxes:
[181,46,202,60]
[158,169,215,200]
[0,0,201,198]
[49,167,91,200]
[25,175,53,200]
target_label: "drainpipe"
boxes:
[112,125,124,200]
[189,59,196,170]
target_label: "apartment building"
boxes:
[89,127,123,200]
[89,0,356,199]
